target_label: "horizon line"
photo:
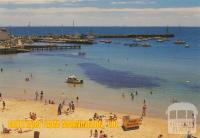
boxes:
[1,25,200,28]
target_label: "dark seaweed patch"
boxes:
[79,63,161,89]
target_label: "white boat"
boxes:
[66,75,83,84]
[185,44,190,48]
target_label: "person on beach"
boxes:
[0,92,2,101]
[0,68,3,72]
[186,131,192,138]
[2,101,5,110]
[99,130,104,138]
[131,93,134,100]
[142,103,147,117]
[35,91,39,101]
[69,102,72,112]
[2,123,11,134]
[40,91,43,101]
[51,100,55,104]
[58,103,62,115]
[29,112,37,120]
[135,91,138,96]
[76,96,79,103]
[93,129,98,138]
[143,99,146,104]
[192,113,195,128]
[71,101,75,112]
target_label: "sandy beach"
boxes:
[0,98,199,138]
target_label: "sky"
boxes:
[0,0,199,26]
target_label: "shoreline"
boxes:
[1,87,200,124]
[0,98,199,138]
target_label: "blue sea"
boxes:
[0,27,200,120]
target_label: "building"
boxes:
[166,102,198,134]
[0,28,10,41]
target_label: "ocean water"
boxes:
[0,27,200,121]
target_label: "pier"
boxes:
[24,45,81,50]
[0,48,30,54]
[0,45,81,54]
[32,38,94,44]
[97,33,174,38]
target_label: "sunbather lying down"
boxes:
[16,128,32,134]
[2,123,33,134]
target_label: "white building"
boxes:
[166,102,198,134]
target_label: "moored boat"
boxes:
[185,44,190,48]
[174,40,186,44]
[99,40,112,44]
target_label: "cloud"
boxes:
[0,7,199,26]
[0,6,198,13]
[0,0,97,4]
[0,0,85,4]
[112,0,155,5]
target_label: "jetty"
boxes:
[24,45,81,50]
[96,33,174,38]
[0,48,30,54]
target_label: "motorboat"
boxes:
[66,75,83,84]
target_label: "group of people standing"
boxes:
[35,91,44,101]
[90,129,107,138]
[122,90,138,100]
[122,90,148,118]
[58,100,76,115]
